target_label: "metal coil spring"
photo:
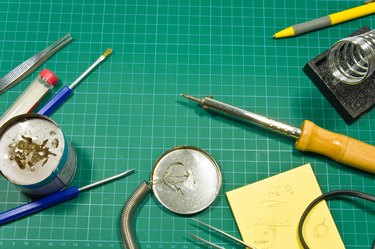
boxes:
[327,30,375,85]
[120,181,151,249]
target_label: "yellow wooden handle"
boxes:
[295,120,375,174]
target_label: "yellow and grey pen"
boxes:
[274,2,375,38]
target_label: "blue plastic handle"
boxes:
[0,186,79,225]
[37,86,72,116]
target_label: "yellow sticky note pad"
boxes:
[226,164,345,249]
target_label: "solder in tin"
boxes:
[0,114,77,197]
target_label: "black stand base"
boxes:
[303,27,375,124]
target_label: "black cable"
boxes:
[298,190,375,249]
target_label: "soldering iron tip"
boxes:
[180,93,201,103]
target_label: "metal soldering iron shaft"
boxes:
[181,94,375,174]
[180,94,301,139]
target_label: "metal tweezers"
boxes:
[189,219,257,249]
[0,33,72,94]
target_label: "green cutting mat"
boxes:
[0,0,374,248]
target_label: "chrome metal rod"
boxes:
[78,168,135,192]
[69,48,112,89]
[188,233,225,249]
[181,94,301,139]
[193,219,257,249]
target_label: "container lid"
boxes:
[151,146,221,215]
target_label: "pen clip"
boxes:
[364,0,374,3]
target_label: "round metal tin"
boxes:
[151,146,221,215]
[0,114,77,196]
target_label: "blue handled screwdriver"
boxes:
[37,48,112,116]
[0,168,134,225]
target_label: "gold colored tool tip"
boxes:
[180,93,201,103]
[103,48,113,57]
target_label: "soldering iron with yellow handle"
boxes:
[181,94,375,174]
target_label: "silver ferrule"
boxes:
[200,97,301,139]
